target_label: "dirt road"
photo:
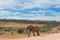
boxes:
[0,33,60,40]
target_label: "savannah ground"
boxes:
[0,33,60,40]
[0,19,60,40]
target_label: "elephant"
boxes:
[26,25,40,37]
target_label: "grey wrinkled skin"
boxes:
[26,25,40,37]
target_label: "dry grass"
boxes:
[0,22,45,28]
[0,21,60,40]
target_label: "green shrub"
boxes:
[4,28,11,32]
[17,28,25,34]
[40,24,54,32]
[10,31,17,35]
[0,27,4,31]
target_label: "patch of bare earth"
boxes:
[0,33,60,40]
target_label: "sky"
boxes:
[0,0,60,21]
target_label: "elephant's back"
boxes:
[32,26,40,32]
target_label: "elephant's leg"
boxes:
[28,30,31,37]
[32,31,36,36]
[36,31,40,36]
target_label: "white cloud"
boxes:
[30,14,60,21]
[29,10,60,21]
[0,11,22,19]
[30,10,55,16]
[0,0,60,21]
[0,10,60,21]
[0,0,60,10]
[0,0,18,10]
[0,11,10,15]
[5,16,21,19]
[53,5,60,8]
[19,0,53,9]
[51,0,60,4]
[17,0,60,10]
[23,14,35,17]
[0,16,22,19]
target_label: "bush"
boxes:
[17,28,25,34]
[40,24,54,32]
[10,31,17,35]
[4,28,11,32]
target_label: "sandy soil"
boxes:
[0,33,60,40]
